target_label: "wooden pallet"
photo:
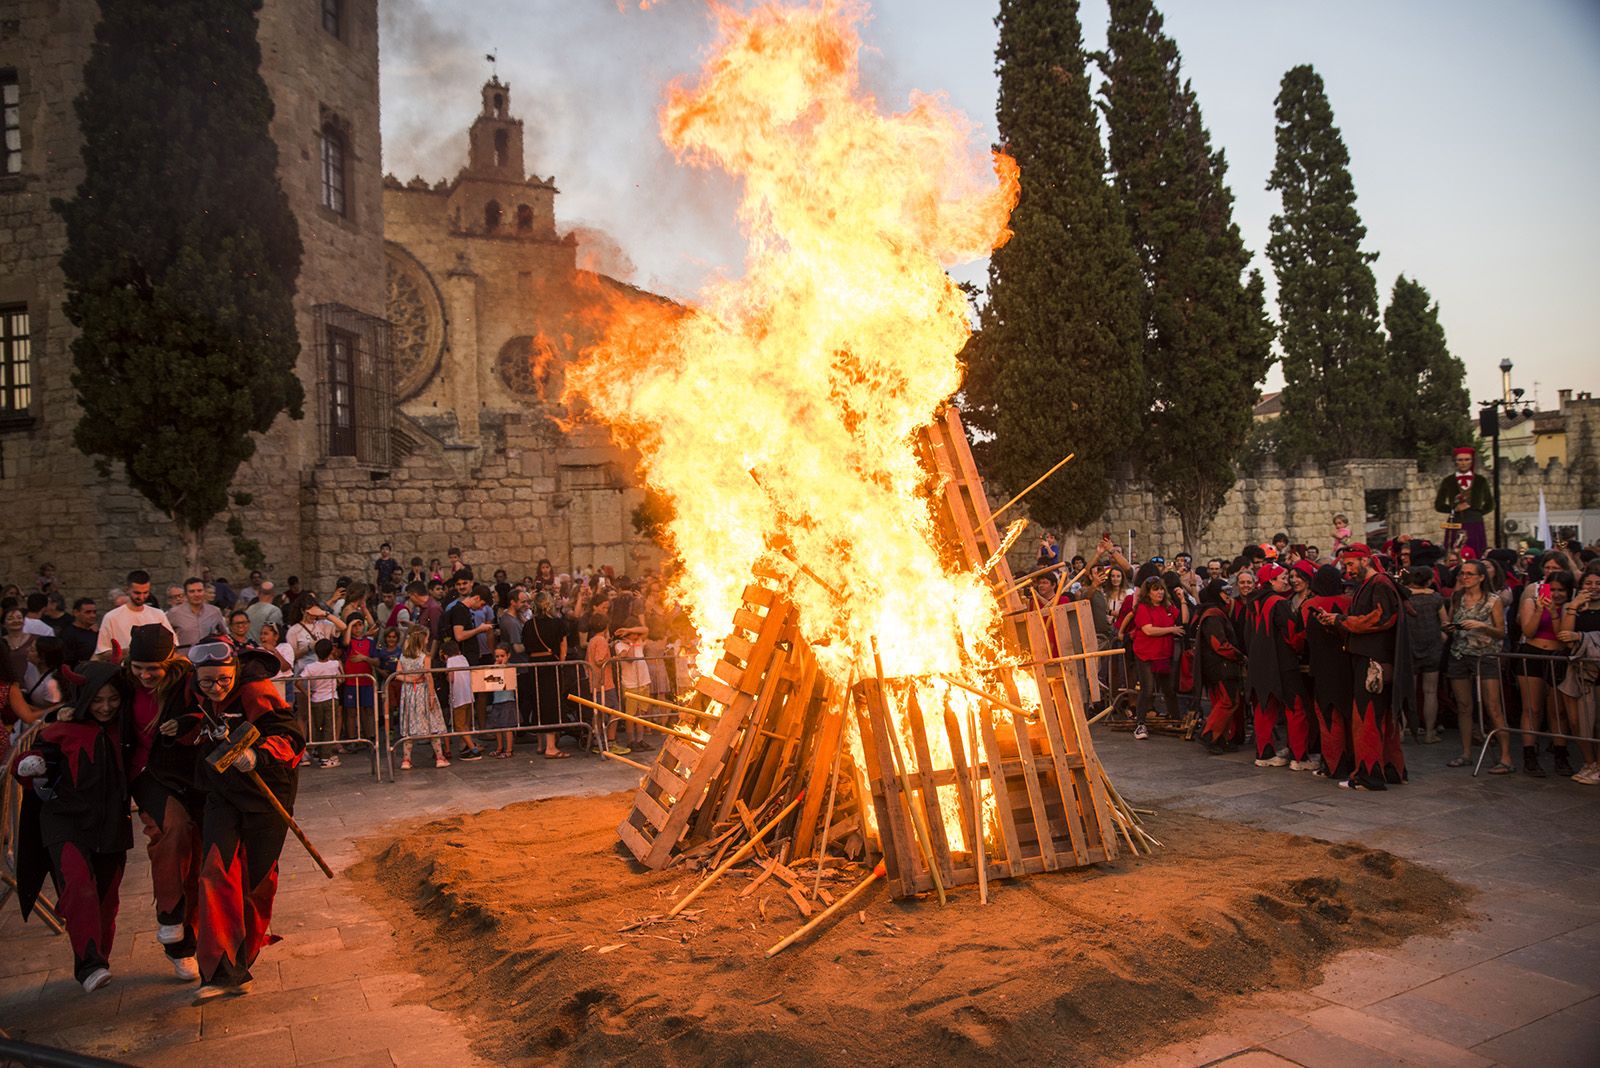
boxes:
[919,406,1026,615]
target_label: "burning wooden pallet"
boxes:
[612,408,1150,919]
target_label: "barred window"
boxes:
[320,123,346,215]
[2,72,19,175]
[321,0,342,37]
[0,306,31,418]
[327,325,356,456]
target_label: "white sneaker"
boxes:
[81,968,112,993]
[1290,758,1322,772]
[156,923,185,945]
[1255,755,1289,768]
[1573,764,1600,786]
[1133,724,1150,740]
[171,956,200,981]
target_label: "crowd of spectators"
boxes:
[1,544,697,774]
[1029,524,1600,788]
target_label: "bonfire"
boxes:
[563,1,1152,954]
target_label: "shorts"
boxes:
[341,684,376,709]
[486,699,518,730]
[1412,654,1442,674]
[1512,643,1567,685]
[1445,654,1496,682]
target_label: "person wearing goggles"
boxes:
[184,639,306,1003]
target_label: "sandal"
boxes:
[543,749,571,760]
[1487,761,1513,775]
[1445,756,1469,768]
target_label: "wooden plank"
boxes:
[941,701,979,861]
[1008,711,1058,869]
[634,790,673,835]
[723,633,756,664]
[648,760,690,803]
[712,657,745,691]
[641,682,757,869]
[855,681,920,898]
[1058,664,1120,860]
[715,646,789,824]
[902,688,954,886]
[616,816,655,865]
[695,675,739,708]
[741,584,779,609]
[975,708,1020,877]
[1038,676,1091,867]
[790,694,845,859]
[731,608,766,635]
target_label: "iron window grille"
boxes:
[0,304,31,420]
[2,71,19,174]
[314,303,391,467]
[320,124,346,216]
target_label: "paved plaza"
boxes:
[2,730,1597,1067]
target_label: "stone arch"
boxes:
[484,199,502,232]
[516,204,534,232]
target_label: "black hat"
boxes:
[1199,579,1228,607]
[128,623,176,663]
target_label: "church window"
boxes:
[494,128,509,167]
[2,72,19,175]
[484,199,502,232]
[0,306,30,420]
[516,204,533,232]
[326,325,357,456]
[321,0,342,38]
[320,123,347,216]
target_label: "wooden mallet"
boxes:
[207,722,334,880]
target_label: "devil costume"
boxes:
[1435,447,1493,558]
[1244,564,1312,763]
[1194,581,1246,751]
[124,623,206,972]
[10,662,134,989]
[186,641,305,994]
[1335,547,1415,790]
[1301,566,1354,781]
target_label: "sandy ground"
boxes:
[353,791,1468,1067]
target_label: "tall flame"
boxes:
[566,0,1019,684]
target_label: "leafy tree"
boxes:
[963,0,1144,531]
[1384,274,1471,464]
[57,0,303,573]
[1101,0,1274,549]
[1266,64,1394,465]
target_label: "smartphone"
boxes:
[1537,582,1551,601]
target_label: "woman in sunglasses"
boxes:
[178,640,306,1003]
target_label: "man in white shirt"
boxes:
[95,568,176,659]
[168,577,226,651]
[21,593,55,638]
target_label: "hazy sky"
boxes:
[380,0,1600,410]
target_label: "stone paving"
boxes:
[2,730,1597,1067]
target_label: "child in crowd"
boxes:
[340,616,377,751]
[1332,514,1352,551]
[443,639,482,761]
[613,615,654,753]
[486,645,518,758]
[397,628,448,770]
[299,639,344,768]
[584,613,628,755]
[10,662,135,992]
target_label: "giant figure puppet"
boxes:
[1435,447,1494,556]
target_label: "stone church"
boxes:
[0,0,659,596]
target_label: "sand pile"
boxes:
[353,792,1467,1067]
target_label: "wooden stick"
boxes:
[979,518,1030,577]
[991,452,1075,522]
[567,694,704,744]
[811,711,847,901]
[667,791,806,917]
[600,749,649,772]
[872,642,946,906]
[936,673,1029,718]
[766,861,886,957]
[997,559,1069,599]
[967,707,988,906]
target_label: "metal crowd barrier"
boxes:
[277,667,383,782]
[1473,647,1597,777]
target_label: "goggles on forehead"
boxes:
[187,641,238,668]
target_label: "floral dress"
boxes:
[397,654,447,738]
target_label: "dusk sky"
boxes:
[380,0,1600,411]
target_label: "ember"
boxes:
[563,2,1148,950]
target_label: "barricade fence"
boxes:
[276,667,383,782]
[1474,647,1598,777]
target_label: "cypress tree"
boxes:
[1101,0,1274,549]
[964,0,1144,532]
[1384,274,1472,464]
[1266,65,1393,465]
[58,0,303,572]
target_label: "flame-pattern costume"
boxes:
[9,664,134,982]
[188,653,305,988]
[1194,601,1247,747]
[127,658,206,963]
[1338,560,1414,789]
[1301,587,1354,781]
[1244,584,1312,762]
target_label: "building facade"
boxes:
[0,4,658,597]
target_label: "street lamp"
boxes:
[1478,359,1534,549]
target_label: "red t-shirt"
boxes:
[1131,602,1180,664]
[343,635,375,689]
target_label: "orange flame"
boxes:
[566,0,1019,692]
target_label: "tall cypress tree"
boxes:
[58,0,303,572]
[963,0,1144,531]
[1384,274,1472,464]
[1101,0,1273,549]
[1266,65,1393,465]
